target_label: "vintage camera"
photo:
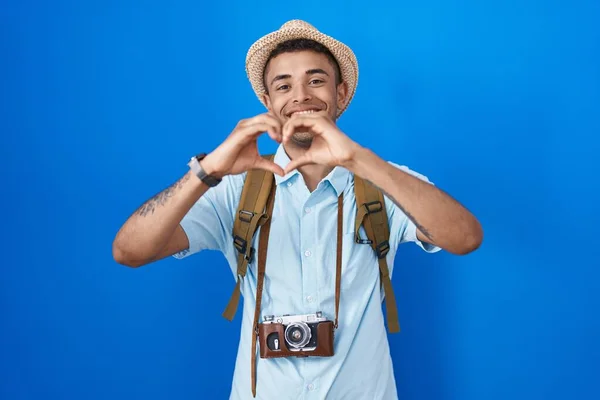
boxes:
[263,312,325,352]
[258,311,335,358]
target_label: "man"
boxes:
[113,20,483,400]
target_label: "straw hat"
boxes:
[245,20,359,118]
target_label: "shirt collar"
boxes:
[273,144,350,196]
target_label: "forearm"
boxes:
[346,147,483,254]
[112,170,210,264]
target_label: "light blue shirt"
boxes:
[174,145,440,399]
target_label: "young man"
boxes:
[113,20,483,400]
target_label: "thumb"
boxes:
[284,155,312,175]
[254,157,285,177]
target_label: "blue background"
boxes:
[1,1,599,399]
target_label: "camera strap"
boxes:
[251,182,276,398]
[250,186,344,398]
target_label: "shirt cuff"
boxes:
[405,219,442,253]
[171,218,202,259]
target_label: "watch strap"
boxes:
[189,153,222,187]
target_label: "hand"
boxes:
[282,114,361,175]
[201,113,284,178]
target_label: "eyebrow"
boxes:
[306,68,329,77]
[270,69,330,87]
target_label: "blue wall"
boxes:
[2,1,598,399]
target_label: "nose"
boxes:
[291,84,312,103]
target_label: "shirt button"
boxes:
[287,182,292,187]
[304,207,311,214]
[304,250,312,257]
[307,383,315,391]
[306,295,314,303]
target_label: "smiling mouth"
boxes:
[286,108,322,117]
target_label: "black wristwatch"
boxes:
[189,153,222,187]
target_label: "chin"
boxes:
[291,132,314,148]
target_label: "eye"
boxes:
[276,84,290,91]
[309,79,323,84]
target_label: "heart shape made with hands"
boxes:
[281,114,359,175]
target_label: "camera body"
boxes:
[258,311,335,358]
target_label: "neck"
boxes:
[283,142,334,192]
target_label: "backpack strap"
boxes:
[222,155,275,321]
[353,175,400,333]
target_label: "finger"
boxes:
[249,113,282,135]
[239,123,282,143]
[284,155,313,175]
[254,118,283,143]
[254,157,285,177]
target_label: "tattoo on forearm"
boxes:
[136,173,191,216]
[366,179,434,241]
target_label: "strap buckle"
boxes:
[233,235,247,254]
[245,247,256,263]
[363,200,383,214]
[233,235,255,262]
[376,240,390,259]
[355,232,372,245]
[238,210,254,223]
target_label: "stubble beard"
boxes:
[290,131,314,149]
[285,107,339,149]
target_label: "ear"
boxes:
[262,93,273,111]
[336,81,349,110]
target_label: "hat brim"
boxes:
[245,26,358,118]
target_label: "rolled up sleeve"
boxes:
[385,162,442,254]
[172,174,242,259]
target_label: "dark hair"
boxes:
[263,39,342,92]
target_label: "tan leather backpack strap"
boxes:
[354,176,400,333]
[222,155,275,321]
[251,182,276,397]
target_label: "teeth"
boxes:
[291,110,317,116]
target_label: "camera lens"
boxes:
[284,322,311,349]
